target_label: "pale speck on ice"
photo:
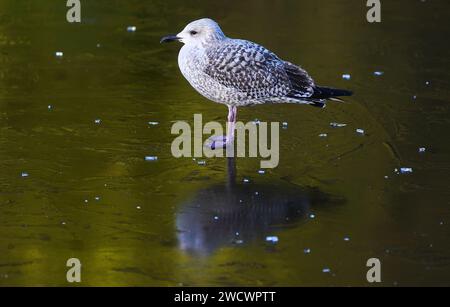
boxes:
[342,74,351,80]
[395,168,413,174]
[399,167,413,174]
[330,122,347,128]
[266,236,279,243]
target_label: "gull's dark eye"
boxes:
[190,30,198,36]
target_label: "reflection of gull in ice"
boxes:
[161,18,352,149]
[176,159,342,256]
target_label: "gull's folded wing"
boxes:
[203,40,315,101]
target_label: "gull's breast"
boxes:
[178,45,242,105]
[178,45,202,86]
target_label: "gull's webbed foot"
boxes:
[205,135,229,150]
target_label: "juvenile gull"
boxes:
[161,18,352,148]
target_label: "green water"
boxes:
[0,0,449,286]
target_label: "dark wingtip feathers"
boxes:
[312,86,353,100]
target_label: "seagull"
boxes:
[161,18,352,149]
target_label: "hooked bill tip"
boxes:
[160,35,180,44]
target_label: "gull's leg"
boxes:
[226,105,237,145]
[207,106,237,150]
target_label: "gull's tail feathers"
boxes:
[284,86,353,108]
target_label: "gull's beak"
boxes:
[160,35,181,44]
